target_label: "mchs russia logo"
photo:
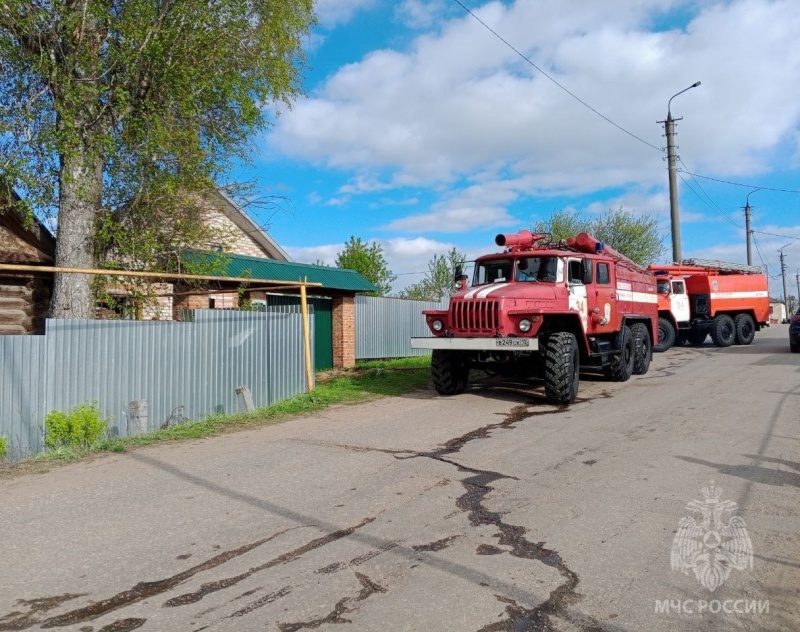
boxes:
[670,482,753,591]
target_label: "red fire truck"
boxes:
[648,259,770,351]
[410,231,658,405]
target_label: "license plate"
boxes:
[495,338,530,348]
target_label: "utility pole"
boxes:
[742,188,759,266]
[796,268,800,313]
[779,244,791,320]
[661,81,701,263]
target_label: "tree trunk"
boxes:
[50,150,103,319]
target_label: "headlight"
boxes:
[519,319,532,332]
[432,319,444,332]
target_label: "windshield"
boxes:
[473,256,561,286]
[657,280,670,294]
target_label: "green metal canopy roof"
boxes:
[185,251,378,294]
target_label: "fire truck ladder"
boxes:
[681,258,763,274]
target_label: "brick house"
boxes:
[0,186,375,368]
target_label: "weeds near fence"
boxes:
[0,436,7,461]
[44,403,109,450]
[0,360,431,478]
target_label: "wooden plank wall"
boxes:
[0,276,50,334]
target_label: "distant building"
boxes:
[769,301,787,324]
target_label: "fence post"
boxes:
[236,386,255,412]
[128,400,148,436]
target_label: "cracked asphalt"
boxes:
[1,326,798,632]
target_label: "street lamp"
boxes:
[662,81,701,263]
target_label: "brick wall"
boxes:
[202,208,269,259]
[332,295,356,368]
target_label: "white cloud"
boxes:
[314,0,376,28]
[285,243,341,265]
[271,0,800,200]
[382,178,525,232]
[395,0,447,29]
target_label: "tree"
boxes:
[0,1,315,318]
[335,237,395,296]
[398,247,465,301]
[534,208,665,266]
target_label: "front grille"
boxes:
[450,299,499,334]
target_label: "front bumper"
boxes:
[410,337,539,351]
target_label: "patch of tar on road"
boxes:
[0,594,86,631]
[420,402,606,632]
[412,535,463,551]
[476,544,504,555]
[278,572,386,632]
[228,586,292,618]
[97,618,146,632]
[22,528,297,630]
[315,562,346,575]
[163,517,375,608]
[349,541,399,566]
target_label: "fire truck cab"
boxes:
[410,231,658,405]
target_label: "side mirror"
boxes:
[581,259,593,284]
[454,264,468,291]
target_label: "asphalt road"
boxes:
[1,326,798,632]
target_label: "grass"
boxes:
[0,357,432,479]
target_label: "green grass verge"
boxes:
[2,360,432,472]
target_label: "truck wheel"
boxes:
[604,326,634,382]
[710,314,736,347]
[653,317,675,352]
[791,340,800,353]
[431,350,469,395]
[734,313,755,345]
[631,323,651,375]
[543,332,579,405]
[688,329,707,346]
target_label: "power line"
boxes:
[751,229,800,242]
[450,0,664,152]
[678,170,800,194]
[677,171,742,228]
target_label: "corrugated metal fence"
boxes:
[0,307,311,460]
[355,295,448,359]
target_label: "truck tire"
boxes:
[431,350,469,395]
[710,314,736,347]
[631,323,651,375]
[604,325,634,382]
[688,329,707,346]
[543,332,579,405]
[653,317,675,352]
[791,340,800,353]
[734,313,755,345]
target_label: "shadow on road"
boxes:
[675,455,800,489]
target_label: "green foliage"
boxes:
[0,436,7,460]
[44,403,109,450]
[335,236,396,296]
[397,247,466,301]
[0,0,316,314]
[534,208,666,266]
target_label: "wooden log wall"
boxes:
[0,276,51,334]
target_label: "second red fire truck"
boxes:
[647,260,770,351]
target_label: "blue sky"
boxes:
[235,0,800,297]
